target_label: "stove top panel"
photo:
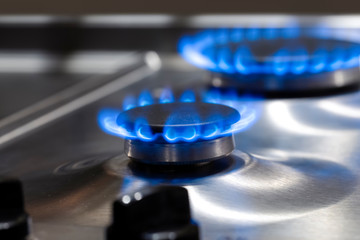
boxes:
[0,16,360,240]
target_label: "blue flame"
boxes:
[135,118,156,142]
[164,125,199,143]
[310,48,327,73]
[203,89,261,134]
[215,28,230,44]
[273,48,290,75]
[282,26,300,39]
[290,48,308,75]
[230,28,244,42]
[123,95,136,111]
[218,47,235,73]
[328,47,345,71]
[180,90,196,102]
[98,89,262,143]
[264,28,278,40]
[234,46,255,75]
[98,109,136,139]
[178,27,360,76]
[138,90,153,107]
[159,87,175,104]
[163,105,201,143]
[203,113,227,138]
[203,88,221,103]
[344,46,360,68]
[177,33,217,71]
[202,123,220,139]
[246,27,261,41]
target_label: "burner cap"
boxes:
[98,88,260,144]
[117,102,240,141]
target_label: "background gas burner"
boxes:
[178,28,360,97]
[98,88,261,164]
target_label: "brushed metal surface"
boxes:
[0,51,143,147]
[0,52,359,240]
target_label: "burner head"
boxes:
[120,102,239,164]
[98,89,262,164]
[179,28,360,75]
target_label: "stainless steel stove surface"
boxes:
[1,15,360,240]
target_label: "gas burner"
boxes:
[178,28,360,96]
[98,88,260,164]
[122,101,239,164]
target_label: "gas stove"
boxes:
[0,15,360,240]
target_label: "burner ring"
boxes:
[125,135,235,164]
[179,28,360,96]
[179,29,360,76]
[98,89,260,144]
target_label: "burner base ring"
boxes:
[124,135,235,165]
[212,67,360,98]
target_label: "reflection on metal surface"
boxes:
[0,52,58,73]
[318,100,360,118]
[0,57,156,148]
[0,51,139,74]
[109,150,355,226]
[64,51,141,74]
[54,154,117,175]
[188,150,355,226]
[267,101,339,135]
[31,223,102,240]
[2,14,360,30]
[27,154,119,225]
[0,15,60,24]
[0,74,111,130]
[334,71,347,86]
[317,16,360,29]
[144,52,162,71]
[184,15,299,28]
[81,15,176,27]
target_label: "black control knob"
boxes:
[107,185,200,240]
[0,178,30,240]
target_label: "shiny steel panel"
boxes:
[0,52,359,240]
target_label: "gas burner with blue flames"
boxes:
[98,88,260,164]
[178,28,360,96]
